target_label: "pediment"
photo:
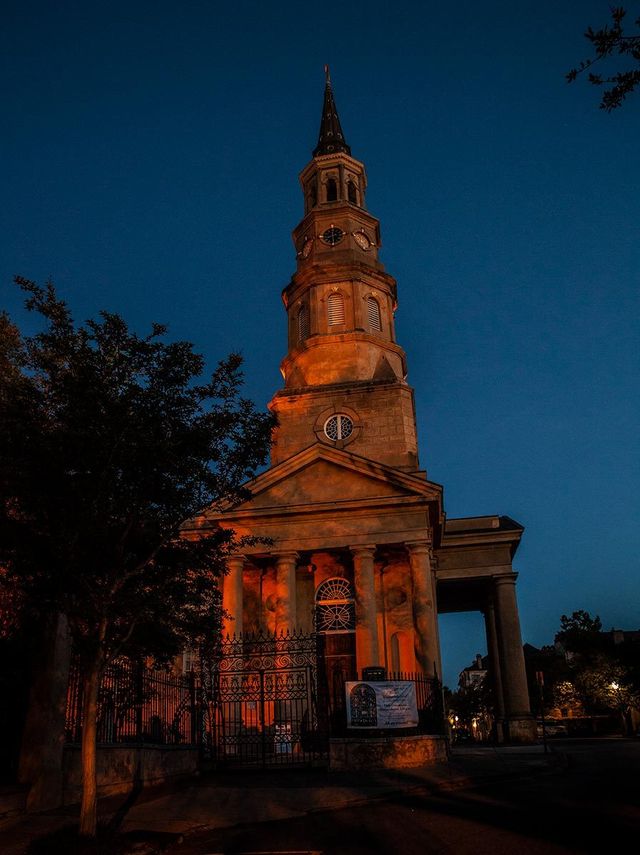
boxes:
[244,457,415,509]
[199,444,441,521]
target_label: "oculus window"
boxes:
[324,414,353,441]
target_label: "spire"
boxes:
[313,66,351,157]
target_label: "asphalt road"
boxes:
[170,739,640,855]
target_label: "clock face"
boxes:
[321,226,344,246]
[353,230,371,250]
[301,237,313,258]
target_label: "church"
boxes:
[184,71,535,744]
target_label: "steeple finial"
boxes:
[313,66,351,158]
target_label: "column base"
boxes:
[504,716,537,744]
[492,719,505,744]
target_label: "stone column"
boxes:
[223,555,245,638]
[351,545,380,673]
[430,554,443,679]
[484,597,506,743]
[408,541,439,677]
[493,574,535,742]
[275,551,299,635]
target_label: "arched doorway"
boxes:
[315,577,357,729]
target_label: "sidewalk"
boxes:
[0,745,563,854]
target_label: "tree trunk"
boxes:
[18,613,71,811]
[78,654,102,838]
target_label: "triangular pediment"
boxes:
[198,444,441,522]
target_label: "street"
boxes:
[168,739,640,854]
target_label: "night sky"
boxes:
[2,1,639,687]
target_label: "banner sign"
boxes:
[345,680,418,729]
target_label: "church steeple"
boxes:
[268,72,419,472]
[313,66,351,157]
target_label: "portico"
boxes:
[211,504,533,742]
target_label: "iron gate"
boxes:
[206,631,328,767]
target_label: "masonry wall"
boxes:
[61,745,198,804]
[270,381,418,470]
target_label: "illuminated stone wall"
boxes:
[270,381,419,471]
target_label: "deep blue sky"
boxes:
[2,1,639,686]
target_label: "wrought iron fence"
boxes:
[65,658,199,746]
[204,630,327,767]
[200,632,446,768]
[387,670,446,735]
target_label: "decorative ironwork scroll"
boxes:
[207,630,327,768]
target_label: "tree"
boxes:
[552,611,640,728]
[0,277,275,837]
[567,7,640,110]
[552,679,583,714]
[448,677,494,742]
[555,610,603,656]
[577,655,640,715]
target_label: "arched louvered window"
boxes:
[315,578,356,634]
[309,180,317,209]
[297,303,309,342]
[327,292,345,326]
[367,296,382,332]
[347,180,357,205]
[326,178,337,202]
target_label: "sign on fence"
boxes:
[345,680,418,729]
[274,722,293,754]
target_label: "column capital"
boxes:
[493,573,519,587]
[349,544,377,558]
[406,540,431,557]
[274,551,299,565]
[225,554,246,570]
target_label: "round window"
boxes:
[324,414,353,442]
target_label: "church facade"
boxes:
[185,73,535,743]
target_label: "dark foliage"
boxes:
[0,277,275,666]
[567,7,640,110]
[0,277,275,835]
[555,610,603,655]
[535,611,640,718]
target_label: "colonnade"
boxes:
[222,540,439,674]
[222,547,534,741]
